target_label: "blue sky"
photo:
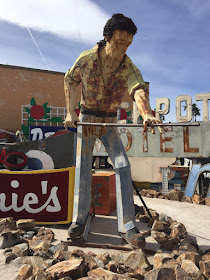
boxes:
[0,0,210,121]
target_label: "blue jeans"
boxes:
[72,114,136,233]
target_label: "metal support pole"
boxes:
[132,181,152,218]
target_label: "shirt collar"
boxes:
[97,45,127,76]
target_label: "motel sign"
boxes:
[94,93,210,158]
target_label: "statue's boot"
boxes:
[119,227,146,248]
[68,223,85,240]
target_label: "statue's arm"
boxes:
[134,88,163,134]
[64,80,79,128]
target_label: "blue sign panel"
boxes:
[30,126,76,140]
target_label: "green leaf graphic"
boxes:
[24,107,31,114]
[22,125,29,138]
[45,108,52,113]
[43,114,50,119]
[28,116,35,124]
[49,117,64,122]
[42,102,48,108]
[37,120,51,123]
[30,97,36,106]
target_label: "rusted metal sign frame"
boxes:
[90,122,210,158]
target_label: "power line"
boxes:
[26,27,50,70]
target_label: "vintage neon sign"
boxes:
[0,180,61,213]
[155,93,210,122]
[0,148,28,171]
[0,167,75,224]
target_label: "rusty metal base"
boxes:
[62,240,133,251]
[62,230,153,253]
[62,239,156,254]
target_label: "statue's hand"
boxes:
[64,111,79,129]
[143,114,163,134]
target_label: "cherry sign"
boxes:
[0,167,75,224]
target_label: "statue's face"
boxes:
[106,30,133,55]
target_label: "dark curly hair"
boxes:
[97,13,137,48]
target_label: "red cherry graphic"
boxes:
[120,108,127,120]
[74,108,81,117]
[30,105,45,120]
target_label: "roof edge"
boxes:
[0,63,65,75]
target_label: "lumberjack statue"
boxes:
[64,14,162,248]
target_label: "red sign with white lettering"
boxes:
[0,168,75,223]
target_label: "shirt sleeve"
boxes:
[64,56,82,91]
[127,60,146,99]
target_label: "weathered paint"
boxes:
[64,44,146,113]
[72,113,137,233]
[156,97,170,120]
[183,127,199,153]
[119,128,132,152]
[196,92,210,121]
[176,95,192,122]
[0,132,76,169]
[143,129,149,152]
[134,88,152,120]
[160,127,173,153]
[91,172,116,215]
[133,92,210,124]
[25,150,54,170]
[128,157,175,182]
[93,122,210,158]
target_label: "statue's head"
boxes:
[103,14,137,42]
[98,14,137,55]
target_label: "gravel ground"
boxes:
[1,196,210,280]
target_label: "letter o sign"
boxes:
[176,95,192,122]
